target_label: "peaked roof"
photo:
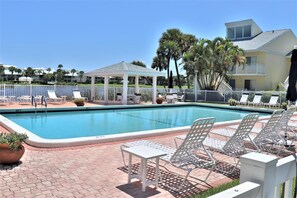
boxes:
[85,61,166,77]
[233,29,288,51]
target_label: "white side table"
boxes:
[122,145,167,192]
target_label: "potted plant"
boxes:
[228,98,237,106]
[0,132,28,164]
[156,95,164,104]
[74,98,85,106]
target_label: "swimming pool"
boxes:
[0,104,271,147]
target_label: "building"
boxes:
[226,19,297,91]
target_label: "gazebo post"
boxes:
[122,74,128,105]
[135,75,139,93]
[91,76,95,101]
[104,76,109,104]
[152,76,157,104]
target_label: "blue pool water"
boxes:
[3,106,268,139]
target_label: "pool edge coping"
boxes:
[0,103,274,148]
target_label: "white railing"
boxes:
[229,64,265,75]
[210,152,296,198]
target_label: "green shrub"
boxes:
[228,98,237,106]
[0,132,28,151]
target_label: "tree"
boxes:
[131,61,153,85]
[70,69,77,82]
[78,71,84,83]
[183,37,246,90]
[46,67,52,73]
[152,29,197,89]
[0,65,5,81]
[131,60,146,67]
[24,67,35,77]
[8,66,17,81]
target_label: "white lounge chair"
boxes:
[121,117,216,190]
[0,96,9,105]
[133,93,141,104]
[116,93,122,101]
[47,90,63,103]
[253,109,288,154]
[247,93,263,106]
[166,93,175,103]
[18,95,32,104]
[236,93,249,105]
[73,90,88,101]
[176,113,259,173]
[263,94,280,108]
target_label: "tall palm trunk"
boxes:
[174,58,181,89]
[166,56,170,87]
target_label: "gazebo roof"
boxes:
[85,61,166,77]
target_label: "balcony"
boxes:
[228,64,265,75]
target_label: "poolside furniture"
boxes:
[253,109,288,153]
[0,96,9,105]
[235,93,249,105]
[256,107,296,152]
[47,90,63,103]
[121,117,216,191]
[73,89,88,101]
[176,113,259,174]
[208,113,260,141]
[247,93,263,106]
[122,145,166,192]
[177,94,184,102]
[165,93,175,103]
[133,93,141,104]
[116,93,122,101]
[18,95,32,104]
[263,94,280,108]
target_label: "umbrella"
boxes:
[286,49,297,103]
[168,70,173,89]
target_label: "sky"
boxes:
[0,0,296,73]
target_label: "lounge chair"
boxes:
[236,93,249,105]
[116,93,122,101]
[133,93,141,104]
[176,113,259,173]
[0,96,9,105]
[73,89,88,101]
[247,93,263,106]
[18,95,32,104]
[253,109,289,153]
[121,117,216,190]
[166,93,175,103]
[263,94,280,108]
[47,90,63,103]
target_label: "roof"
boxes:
[85,61,166,77]
[233,29,288,51]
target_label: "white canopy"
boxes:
[85,61,166,104]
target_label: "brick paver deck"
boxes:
[0,102,295,197]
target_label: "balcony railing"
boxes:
[228,64,265,75]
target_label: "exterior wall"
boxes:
[230,51,289,91]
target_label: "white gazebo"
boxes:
[85,61,166,104]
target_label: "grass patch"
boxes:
[191,179,239,198]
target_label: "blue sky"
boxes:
[0,0,296,72]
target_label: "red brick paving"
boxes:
[0,103,295,197]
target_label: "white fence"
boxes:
[210,152,296,198]
[0,84,288,103]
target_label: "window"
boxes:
[227,27,235,39]
[244,79,256,90]
[227,25,252,40]
[236,27,243,39]
[244,25,251,37]
[246,56,257,65]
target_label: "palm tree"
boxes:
[70,69,77,82]
[78,71,84,83]
[183,37,245,90]
[131,61,146,67]
[8,66,17,81]
[24,67,35,78]
[46,67,52,73]
[0,65,5,81]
